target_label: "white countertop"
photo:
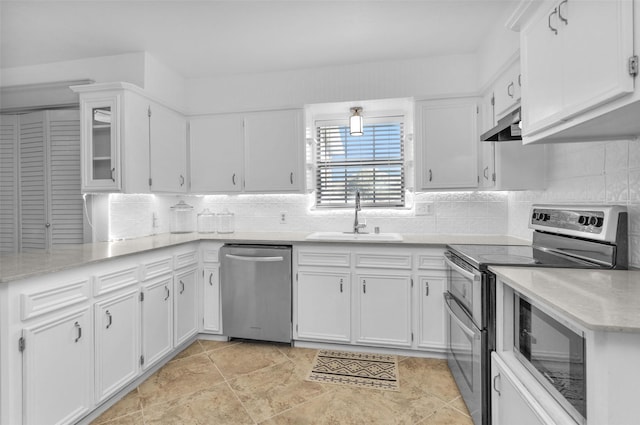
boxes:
[490,266,640,333]
[0,231,528,283]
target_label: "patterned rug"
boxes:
[306,349,399,391]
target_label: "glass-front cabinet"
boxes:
[81,97,120,191]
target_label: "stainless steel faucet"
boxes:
[353,189,366,234]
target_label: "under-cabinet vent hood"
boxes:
[481,107,522,142]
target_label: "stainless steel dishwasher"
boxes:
[220,244,292,343]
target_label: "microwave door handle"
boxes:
[443,255,479,282]
[225,254,284,262]
[443,293,477,337]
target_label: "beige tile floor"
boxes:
[92,339,473,425]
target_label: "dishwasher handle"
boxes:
[225,254,284,262]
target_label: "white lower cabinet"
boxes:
[174,267,199,346]
[22,307,93,425]
[296,270,351,342]
[202,265,221,333]
[416,274,446,351]
[355,273,412,347]
[94,288,140,403]
[141,274,173,370]
[491,353,552,425]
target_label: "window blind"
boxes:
[315,120,405,208]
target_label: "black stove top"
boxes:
[447,244,602,271]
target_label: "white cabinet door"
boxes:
[416,274,446,351]
[491,353,553,425]
[203,265,221,333]
[0,114,18,253]
[141,274,174,370]
[174,267,199,346]
[521,0,634,137]
[494,61,521,120]
[80,96,121,192]
[22,307,93,425]
[415,98,478,189]
[189,114,244,193]
[356,273,412,347]
[94,289,140,403]
[149,102,187,193]
[244,109,303,193]
[296,270,351,343]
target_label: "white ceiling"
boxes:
[0,0,514,79]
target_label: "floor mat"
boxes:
[306,349,399,391]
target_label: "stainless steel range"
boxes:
[443,204,628,425]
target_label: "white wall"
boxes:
[509,139,640,268]
[186,54,479,114]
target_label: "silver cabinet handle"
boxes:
[179,280,185,294]
[362,279,366,294]
[518,74,522,87]
[106,310,112,329]
[429,169,433,182]
[164,286,170,301]
[179,174,185,187]
[74,321,82,342]
[548,7,558,35]
[339,278,343,293]
[290,172,294,184]
[111,167,116,182]
[558,0,568,24]
[507,82,514,98]
[493,373,501,396]
[209,273,214,286]
[45,223,51,228]
[425,282,430,297]
[484,166,489,180]
[232,173,236,185]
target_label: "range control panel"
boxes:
[531,208,604,233]
[529,204,627,243]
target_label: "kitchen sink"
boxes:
[305,231,403,242]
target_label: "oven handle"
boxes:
[444,253,480,282]
[443,293,477,338]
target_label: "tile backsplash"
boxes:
[508,139,640,268]
[105,138,639,269]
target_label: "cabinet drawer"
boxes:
[416,253,445,270]
[355,253,412,269]
[93,266,140,296]
[174,250,198,269]
[298,250,351,267]
[141,257,173,281]
[202,248,220,263]
[21,278,91,321]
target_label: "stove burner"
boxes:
[478,254,537,264]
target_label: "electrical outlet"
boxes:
[415,202,434,216]
[280,212,287,224]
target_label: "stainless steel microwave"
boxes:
[513,292,586,425]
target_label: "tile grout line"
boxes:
[222,376,259,425]
[256,385,339,424]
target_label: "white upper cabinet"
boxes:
[244,109,304,193]
[188,109,304,194]
[149,102,187,193]
[415,98,478,190]
[72,83,151,193]
[521,0,635,142]
[189,114,244,193]
[493,61,521,120]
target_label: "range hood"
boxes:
[481,107,522,142]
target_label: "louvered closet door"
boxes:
[19,112,48,251]
[0,115,19,253]
[48,110,83,245]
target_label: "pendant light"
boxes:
[349,107,363,136]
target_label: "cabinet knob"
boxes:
[290,172,294,184]
[74,321,82,343]
[44,223,51,228]
[111,167,116,182]
[493,373,501,396]
[232,173,237,185]
[429,169,433,182]
[180,280,185,294]
[164,286,170,301]
[179,175,185,187]
[507,82,515,98]
[106,310,113,329]
[209,273,214,286]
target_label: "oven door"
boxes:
[444,251,483,328]
[444,292,485,425]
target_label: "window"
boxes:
[315,117,405,208]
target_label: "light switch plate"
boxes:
[415,202,434,216]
